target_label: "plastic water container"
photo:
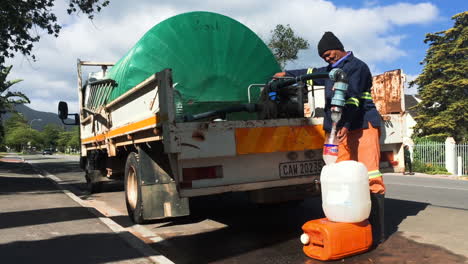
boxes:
[320,160,371,223]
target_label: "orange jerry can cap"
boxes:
[301,218,372,261]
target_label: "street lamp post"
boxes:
[26,119,42,153]
[29,118,42,128]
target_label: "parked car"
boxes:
[42,149,53,155]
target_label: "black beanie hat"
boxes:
[317,32,344,57]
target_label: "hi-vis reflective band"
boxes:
[361,92,373,100]
[345,97,360,107]
[235,125,325,155]
[368,170,382,179]
[306,68,314,86]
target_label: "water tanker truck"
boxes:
[58,11,405,223]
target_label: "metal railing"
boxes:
[413,139,468,176]
[413,140,445,168]
[456,143,468,176]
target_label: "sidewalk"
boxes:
[383,171,463,180]
[0,157,153,264]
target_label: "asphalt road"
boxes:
[23,154,468,263]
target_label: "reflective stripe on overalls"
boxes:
[306,68,314,86]
[368,170,382,179]
[361,92,380,180]
[347,91,371,107]
[361,91,372,100]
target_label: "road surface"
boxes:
[18,154,468,263]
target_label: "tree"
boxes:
[0,65,30,113]
[4,112,28,133]
[0,65,30,146]
[5,127,43,152]
[55,127,80,153]
[41,124,63,149]
[410,12,468,143]
[268,24,309,69]
[67,127,80,151]
[57,130,73,152]
[0,0,110,65]
[3,112,42,151]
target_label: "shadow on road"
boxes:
[0,233,149,264]
[33,161,84,174]
[385,198,429,237]
[0,160,36,175]
[144,194,466,264]
[29,160,125,195]
[0,176,61,195]
[0,207,98,229]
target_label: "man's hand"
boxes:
[336,127,348,143]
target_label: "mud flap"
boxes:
[137,146,189,219]
[86,170,109,183]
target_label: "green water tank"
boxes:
[106,11,281,118]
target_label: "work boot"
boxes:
[369,193,385,246]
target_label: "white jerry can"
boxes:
[320,160,371,223]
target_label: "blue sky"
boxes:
[336,0,466,78]
[6,0,467,112]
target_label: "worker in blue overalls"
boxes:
[276,32,386,245]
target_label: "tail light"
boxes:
[181,166,223,188]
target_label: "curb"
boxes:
[383,172,461,180]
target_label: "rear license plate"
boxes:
[279,160,324,177]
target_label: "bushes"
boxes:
[412,160,450,175]
[412,137,450,175]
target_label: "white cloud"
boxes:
[405,74,419,95]
[6,0,437,113]
[377,3,438,25]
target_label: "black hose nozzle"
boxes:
[269,72,330,91]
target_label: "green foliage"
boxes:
[57,127,79,153]
[0,0,110,65]
[41,124,63,149]
[4,112,28,133]
[5,127,43,152]
[0,65,29,147]
[410,12,468,143]
[268,24,309,69]
[3,113,79,153]
[67,127,80,150]
[412,160,450,175]
[0,65,30,115]
[1,108,80,153]
[413,136,445,143]
[3,113,42,151]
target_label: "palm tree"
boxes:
[0,65,30,144]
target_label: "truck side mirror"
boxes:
[73,114,80,125]
[58,101,69,120]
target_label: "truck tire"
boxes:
[125,152,145,224]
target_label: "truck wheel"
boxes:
[125,152,145,224]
